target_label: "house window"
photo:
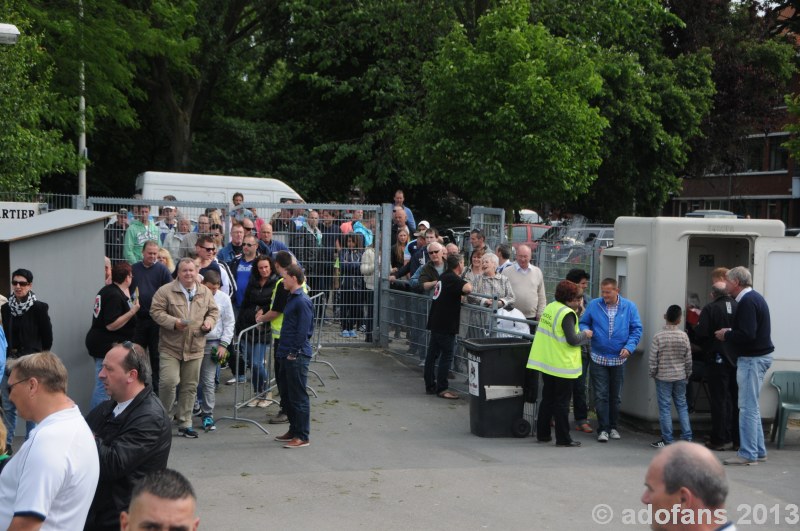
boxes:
[743,138,765,172]
[768,138,788,171]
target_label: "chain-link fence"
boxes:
[535,241,603,301]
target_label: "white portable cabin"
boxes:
[601,216,800,424]
[135,171,304,204]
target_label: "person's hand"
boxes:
[131,299,141,315]
[216,346,229,364]
[584,330,593,338]
[714,328,728,341]
[619,348,631,359]
[175,319,189,331]
[201,319,213,332]
[255,309,264,323]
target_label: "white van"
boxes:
[135,171,303,205]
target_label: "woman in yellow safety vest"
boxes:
[527,280,593,447]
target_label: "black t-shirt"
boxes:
[427,270,467,335]
[85,284,136,358]
[269,279,290,313]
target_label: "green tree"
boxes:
[0,14,75,192]
[529,0,715,219]
[397,0,608,209]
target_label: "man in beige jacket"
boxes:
[151,258,219,438]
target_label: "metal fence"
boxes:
[379,284,534,393]
[535,240,603,301]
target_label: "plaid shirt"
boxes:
[648,324,692,381]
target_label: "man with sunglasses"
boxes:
[0,352,99,530]
[1,268,53,449]
[84,343,171,531]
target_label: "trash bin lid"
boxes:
[459,337,531,352]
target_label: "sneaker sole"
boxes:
[284,442,310,448]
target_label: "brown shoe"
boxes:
[283,437,310,448]
[274,431,294,442]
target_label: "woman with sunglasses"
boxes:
[1,269,53,448]
[85,262,140,409]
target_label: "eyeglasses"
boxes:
[202,247,216,253]
[11,280,30,287]
[7,377,30,394]
[243,243,256,247]
[429,250,441,254]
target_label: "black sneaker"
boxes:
[178,427,199,439]
[650,440,669,449]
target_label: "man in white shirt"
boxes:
[0,351,100,530]
[502,244,546,333]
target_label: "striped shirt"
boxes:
[648,324,692,381]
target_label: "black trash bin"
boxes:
[460,337,531,437]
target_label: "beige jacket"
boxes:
[150,280,219,361]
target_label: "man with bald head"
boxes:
[641,441,733,530]
[502,244,546,332]
[258,222,290,258]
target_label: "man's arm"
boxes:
[122,226,138,264]
[648,335,659,378]
[625,303,644,352]
[724,299,758,343]
[8,515,44,531]
[149,287,176,329]
[37,303,53,351]
[535,269,546,318]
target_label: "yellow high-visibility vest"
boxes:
[526,301,582,379]
[270,278,309,339]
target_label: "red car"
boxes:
[508,223,551,253]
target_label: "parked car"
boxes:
[508,223,551,253]
[535,225,614,264]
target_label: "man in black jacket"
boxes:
[84,343,172,531]
[694,282,738,451]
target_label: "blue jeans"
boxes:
[591,361,625,433]
[247,341,269,394]
[2,368,36,445]
[198,342,219,417]
[572,354,590,424]
[736,355,772,460]
[655,379,692,443]
[90,358,110,410]
[281,355,311,441]
[424,332,455,395]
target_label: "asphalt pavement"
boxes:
[169,347,800,530]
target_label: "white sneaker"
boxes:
[610,429,621,440]
[597,431,609,443]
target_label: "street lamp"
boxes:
[0,23,20,45]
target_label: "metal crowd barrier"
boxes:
[380,286,536,393]
[308,292,340,387]
[217,322,275,436]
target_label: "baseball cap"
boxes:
[414,220,430,237]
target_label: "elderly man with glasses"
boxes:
[84,343,172,531]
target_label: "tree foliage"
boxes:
[397,0,607,209]
[0,10,75,192]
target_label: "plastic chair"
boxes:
[769,371,800,449]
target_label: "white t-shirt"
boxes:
[0,405,100,530]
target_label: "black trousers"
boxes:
[708,359,739,446]
[537,373,574,444]
[133,317,161,395]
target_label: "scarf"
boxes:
[9,292,36,317]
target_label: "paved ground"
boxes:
[169,347,799,530]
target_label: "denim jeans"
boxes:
[590,361,625,433]
[1,368,36,445]
[198,342,219,417]
[247,341,269,394]
[655,379,692,443]
[736,355,772,461]
[281,354,311,441]
[90,357,110,410]
[424,332,455,395]
[572,354,590,424]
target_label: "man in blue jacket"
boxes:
[273,263,314,449]
[579,278,643,443]
[714,266,773,466]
